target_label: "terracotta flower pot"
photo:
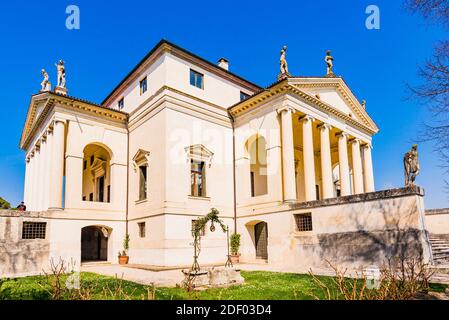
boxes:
[230,254,240,264]
[118,255,129,265]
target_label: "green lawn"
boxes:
[0,271,446,300]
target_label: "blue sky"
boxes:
[0,0,447,208]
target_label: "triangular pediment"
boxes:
[20,93,52,150]
[185,144,214,161]
[288,77,378,132]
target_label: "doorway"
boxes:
[81,226,109,262]
[254,222,268,260]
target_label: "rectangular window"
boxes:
[89,193,93,201]
[191,220,206,237]
[83,160,87,170]
[138,222,146,238]
[140,77,148,95]
[190,69,204,89]
[316,185,320,201]
[294,213,313,232]
[118,98,124,110]
[22,222,46,239]
[240,91,250,101]
[190,160,205,197]
[139,165,148,201]
[97,176,105,203]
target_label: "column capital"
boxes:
[349,138,361,145]
[276,105,295,115]
[361,142,373,149]
[317,123,332,131]
[335,131,349,139]
[298,114,315,123]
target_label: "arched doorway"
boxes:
[81,226,110,262]
[82,144,112,203]
[254,222,268,260]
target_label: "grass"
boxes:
[0,271,447,300]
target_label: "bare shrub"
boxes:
[309,258,434,300]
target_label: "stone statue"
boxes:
[40,69,51,92]
[278,46,291,80]
[361,99,366,109]
[404,144,420,187]
[55,60,66,88]
[325,50,334,76]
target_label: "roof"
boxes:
[101,39,263,106]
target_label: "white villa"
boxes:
[1,40,448,277]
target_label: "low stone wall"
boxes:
[0,212,51,278]
[238,186,432,272]
[425,208,449,236]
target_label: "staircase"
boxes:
[430,236,449,265]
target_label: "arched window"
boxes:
[82,144,112,203]
[247,136,268,197]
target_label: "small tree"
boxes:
[0,197,11,210]
[122,233,130,256]
[230,233,241,256]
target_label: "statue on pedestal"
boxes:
[55,60,66,88]
[55,60,68,95]
[325,50,335,77]
[361,99,366,109]
[40,69,51,92]
[278,45,291,80]
[404,144,420,187]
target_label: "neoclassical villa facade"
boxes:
[2,40,446,277]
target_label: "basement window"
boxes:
[294,213,313,232]
[22,222,47,239]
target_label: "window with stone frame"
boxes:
[191,160,205,197]
[185,144,213,198]
[294,213,313,232]
[133,149,150,202]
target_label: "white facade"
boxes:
[4,40,436,277]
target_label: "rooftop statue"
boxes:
[278,46,291,80]
[55,60,66,88]
[404,144,420,187]
[361,99,366,109]
[40,69,51,92]
[325,50,335,77]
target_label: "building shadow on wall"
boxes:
[316,195,429,268]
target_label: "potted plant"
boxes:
[118,233,130,265]
[230,233,241,264]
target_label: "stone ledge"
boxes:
[426,208,449,216]
[289,186,425,210]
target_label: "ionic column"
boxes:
[38,136,47,211]
[44,128,53,210]
[362,143,375,192]
[32,147,41,211]
[23,156,30,206]
[300,115,316,201]
[49,121,65,210]
[319,123,334,199]
[27,152,35,210]
[351,139,364,194]
[278,107,297,202]
[337,132,351,196]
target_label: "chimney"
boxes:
[218,58,229,71]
